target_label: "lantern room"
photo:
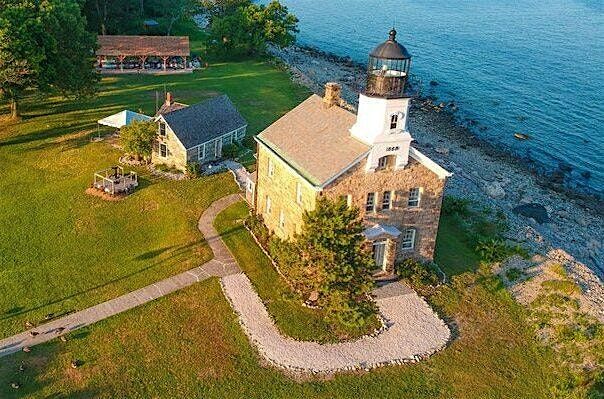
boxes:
[364,29,412,99]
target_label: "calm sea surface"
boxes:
[277,0,604,195]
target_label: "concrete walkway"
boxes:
[1,193,450,374]
[0,194,242,358]
[222,273,450,373]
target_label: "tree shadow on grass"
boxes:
[0,241,198,322]
[0,339,102,399]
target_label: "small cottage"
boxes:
[152,94,247,171]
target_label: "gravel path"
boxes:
[221,273,450,373]
[1,192,450,374]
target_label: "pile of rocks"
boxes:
[269,44,604,284]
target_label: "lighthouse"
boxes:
[350,29,414,172]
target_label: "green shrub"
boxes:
[245,212,271,248]
[476,238,509,262]
[506,267,525,282]
[222,143,239,159]
[442,196,471,216]
[396,258,442,290]
[185,162,201,178]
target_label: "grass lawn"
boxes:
[0,55,309,338]
[214,201,380,342]
[0,204,565,398]
[435,214,481,276]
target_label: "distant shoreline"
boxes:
[269,43,604,281]
[274,43,603,211]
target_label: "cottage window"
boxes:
[296,182,302,204]
[159,122,166,137]
[382,191,392,209]
[268,159,275,177]
[159,143,168,158]
[401,228,416,250]
[198,144,205,160]
[365,192,376,212]
[390,114,399,130]
[279,210,285,229]
[265,196,272,214]
[408,187,421,207]
[236,127,245,139]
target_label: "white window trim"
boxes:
[265,196,272,214]
[268,159,275,178]
[382,190,393,210]
[159,143,168,158]
[401,228,416,250]
[389,113,398,130]
[366,192,376,212]
[159,121,167,137]
[408,187,422,208]
[296,182,302,204]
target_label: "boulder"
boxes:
[434,146,450,156]
[484,182,506,199]
[513,203,550,224]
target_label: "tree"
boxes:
[0,0,98,119]
[0,1,44,118]
[120,120,157,160]
[275,198,376,327]
[41,0,100,97]
[208,0,298,56]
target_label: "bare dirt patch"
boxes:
[85,187,126,202]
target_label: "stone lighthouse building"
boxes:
[250,29,451,274]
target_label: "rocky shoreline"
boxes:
[268,45,603,299]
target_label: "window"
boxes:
[408,187,421,207]
[390,114,399,130]
[268,159,274,177]
[159,143,168,158]
[159,122,166,136]
[365,192,376,212]
[401,228,416,250]
[296,182,302,204]
[265,196,272,214]
[377,155,395,170]
[198,144,205,160]
[279,210,285,228]
[382,191,392,209]
[339,194,352,208]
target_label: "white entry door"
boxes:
[372,240,387,271]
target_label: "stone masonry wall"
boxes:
[323,156,446,261]
[255,144,317,239]
[151,123,187,171]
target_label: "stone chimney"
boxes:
[165,92,173,105]
[323,82,341,108]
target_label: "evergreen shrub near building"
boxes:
[247,199,377,328]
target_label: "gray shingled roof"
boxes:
[161,95,246,149]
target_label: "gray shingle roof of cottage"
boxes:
[161,95,246,149]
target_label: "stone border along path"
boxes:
[0,192,451,374]
[0,194,242,358]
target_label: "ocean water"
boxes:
[277,0,604,196]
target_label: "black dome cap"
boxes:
[369,28,411,60]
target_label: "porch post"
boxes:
[162,56,168,70]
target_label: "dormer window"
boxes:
[159,121,166,137]
[390,114,399,130]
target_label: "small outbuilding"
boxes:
[97,110,151,130]
[96,35,190,72]
[153,94,247,171]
